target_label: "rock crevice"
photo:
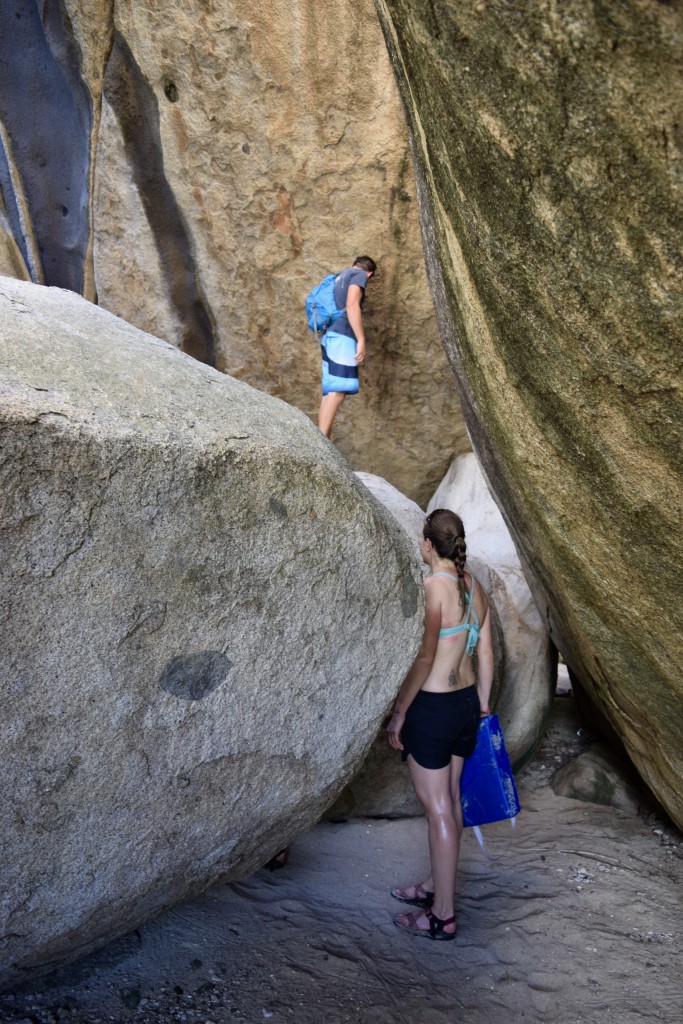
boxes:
[0,1,91,291]
[103,31,217,366]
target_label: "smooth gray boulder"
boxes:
[552,745,652,815]
[0,277,424,987]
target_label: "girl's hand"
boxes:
[479,705,492,718]
[387,710,405,750]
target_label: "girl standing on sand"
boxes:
[387,509,494,940]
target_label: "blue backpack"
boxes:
[305,273,345,340]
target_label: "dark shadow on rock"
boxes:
[103,32,217,366]
[158,651,232,701]
[0,0,91,291]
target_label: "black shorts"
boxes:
[401,686,480,770]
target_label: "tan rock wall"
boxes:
[0,0,469,505]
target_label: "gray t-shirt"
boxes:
[329,267,368,340]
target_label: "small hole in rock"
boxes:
[164,79,179,103]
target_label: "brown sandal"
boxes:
[394,908,457,941]
[390,883,434,908]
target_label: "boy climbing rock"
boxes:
[317,255,376,438]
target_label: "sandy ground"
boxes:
[1,696,681,1024]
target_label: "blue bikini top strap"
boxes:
[464,575,480,655]
[431,572,460,582]
[466,574,476,614]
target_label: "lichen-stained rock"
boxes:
[328,467,550,818]
[374,1,683,827]
[0,276,424,987]
[0,0,468,506]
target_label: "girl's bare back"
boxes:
[421,572,489,694]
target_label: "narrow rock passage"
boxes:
[102,32,217,367]
[1,698,679,1024]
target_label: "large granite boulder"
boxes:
[328,467,552,818]
[374,1,683,827]
[0,0,469,506]
[0,276,424,987]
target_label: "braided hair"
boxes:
[424,509,468,612]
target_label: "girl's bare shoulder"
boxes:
[424,574,452,591]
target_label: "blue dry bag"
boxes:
[460,714,520,828]
[305,273,345,340]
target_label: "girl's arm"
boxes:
[387,582,440,750]
[476,608,494,716]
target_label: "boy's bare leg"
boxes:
[318,392,346,438]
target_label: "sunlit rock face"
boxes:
[374,1,683,826]
[0,276,424,987]
[0,1,468,506]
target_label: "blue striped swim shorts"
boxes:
[321,330,359,395]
